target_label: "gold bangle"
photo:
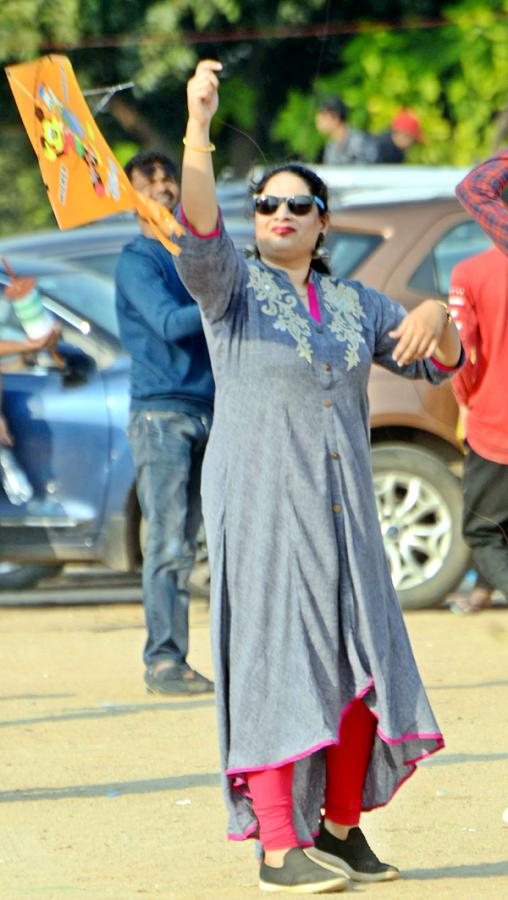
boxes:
[182,136,216,153]
[435,300,452,325]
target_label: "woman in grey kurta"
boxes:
[176,61,463,894]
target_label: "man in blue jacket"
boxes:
[116,151,214,695]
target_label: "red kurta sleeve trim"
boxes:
[429,355,462,372]
[180,205,221,239]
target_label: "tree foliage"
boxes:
[273,1,508,165]
[0,1,507,233]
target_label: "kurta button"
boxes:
[323,363,331,372]
[315,325,323,333]
[323,400,332,408]
[332,504,341,513]
[330,451,339,460]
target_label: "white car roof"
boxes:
[243,163,470,208]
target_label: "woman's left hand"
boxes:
[389,300,447,367]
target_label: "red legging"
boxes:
[246,699,377,850]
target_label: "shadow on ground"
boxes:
[0,771,221,803]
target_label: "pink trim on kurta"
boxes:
[179,204,221,238]
[430,355,462,372]
[377,728,443,744]
[226,737,339,777]
[229,823,259,841]
[226,675,445,842]
[307,282,321,322]
[226,679,377,779]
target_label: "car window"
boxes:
[37,271,119,339]
[64,252,122,279]
[0,288,117,372]
[409,221,492,295]
[325,232,383,278]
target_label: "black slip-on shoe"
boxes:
[259,847,348,893]
[307,823,400,883]
[144,665,214,695]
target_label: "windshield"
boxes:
[37,271,119,339]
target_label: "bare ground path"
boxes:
[0,598,507,899]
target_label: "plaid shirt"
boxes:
[455,149,508,255]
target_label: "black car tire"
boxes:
[0,562,63,592]
[371,443,469,610]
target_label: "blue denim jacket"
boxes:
[115,234,214,416]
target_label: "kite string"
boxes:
[214,0,333,170]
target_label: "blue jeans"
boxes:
[128,410,210,667]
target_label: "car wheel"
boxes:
[0,562,62,592]
[372,444,469,610]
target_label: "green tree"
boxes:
[0,1,505,233]
[273,1,508,165]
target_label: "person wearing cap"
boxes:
[374,109,423,164]
[315,97,378,165]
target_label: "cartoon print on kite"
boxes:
[35,81,115,199]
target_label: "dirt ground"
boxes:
[0,596,507,899]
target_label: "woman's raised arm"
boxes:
[181,60,223,235]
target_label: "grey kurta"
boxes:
[175,215,452,844]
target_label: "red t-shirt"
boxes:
[449,246,508,464]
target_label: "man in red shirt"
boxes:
[448,246,508,611]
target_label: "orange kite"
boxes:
[5,54,184,254]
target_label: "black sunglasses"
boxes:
[253,194,326,216]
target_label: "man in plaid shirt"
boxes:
[456,149,508,254]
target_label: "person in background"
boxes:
[456,147,508,825]
[456,146,508,253]
[0,330,59,449]
[115,151,214,696]
[373,109,423,164]
[175,59,463,895]
[445,246,508,612]
[0,267,61,486]
[315,97,378,165]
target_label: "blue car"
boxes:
[0,208,253,592]
[0,255,139,590]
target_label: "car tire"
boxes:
[372,443,469,610]
[0,562,63,592]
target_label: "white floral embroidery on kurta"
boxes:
[247,263,313,364]
[321,279,367,370]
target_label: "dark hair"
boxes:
[124,151,178,184]
[249,163,329,213]
[317,97,348,122]
[249,163,330,274]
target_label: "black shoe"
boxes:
[144,664,214,695]
[308,822,400,883]
[259,847,348,893]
